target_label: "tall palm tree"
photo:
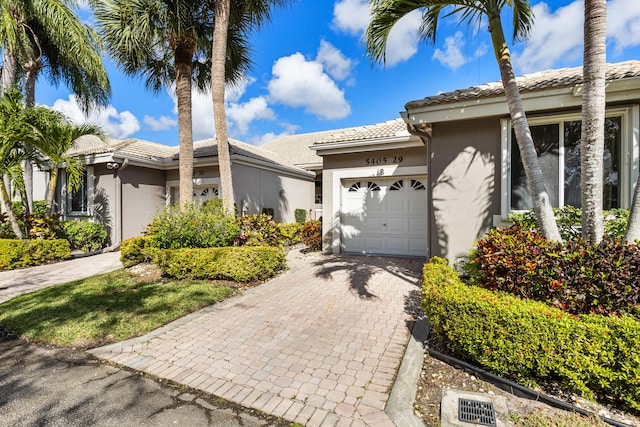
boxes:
[92,0,252,208]
[26,108,105,216]
[210,0,291,215]
[580,0,607,243]
[366,0,562,241]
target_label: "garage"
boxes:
[341,176,427,256]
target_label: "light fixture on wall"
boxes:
[279,188,285,197]
[106,162,121,170]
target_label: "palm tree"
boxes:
[366,0,562,241]
[210,0,291,215]
[25,108,105,216]
[1,0,111,213]
[92,0,252,208]
[580,0,607,243]
[0,88,39,239]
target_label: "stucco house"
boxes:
[299,60,640,262]
[45,136,314,247]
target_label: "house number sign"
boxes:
[364,156,403,166]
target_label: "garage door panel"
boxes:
[342,175,427,257]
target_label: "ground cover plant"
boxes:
[0,269,236,348]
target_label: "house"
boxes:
[47,136,315,247]
[303,61,640,262]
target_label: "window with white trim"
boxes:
[65,167,93,215]
[505,108,638,214]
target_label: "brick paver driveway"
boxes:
[90,249,423,426]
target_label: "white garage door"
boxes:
[341,176,427,257]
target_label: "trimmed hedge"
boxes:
[120,236,156,267]
[422,257,640,411]
[63,220,108,252]
[0,239,71,270]
[153,246,285,282]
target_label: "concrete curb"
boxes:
[385,314,430,427]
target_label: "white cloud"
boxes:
[514,1,584,73]
[332,0,370,35]
[227,97,276,135]
[144,115,177,131]
[267,53,351,120]
[225,76,257,103]
[608,0,640,52]
[382,10,423,66]
[51,95,140,140]
[317,40,353,81]
[432,31,467,70]
[187,89,215,141]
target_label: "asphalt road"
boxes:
[0,338,289,427]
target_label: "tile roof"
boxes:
[314,119,413,145]
[260,131,328,167]
[406,60,640,109]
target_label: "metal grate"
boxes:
[458,398,496,426]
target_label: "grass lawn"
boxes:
[0,269,237,348]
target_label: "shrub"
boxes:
[146,200,239,249]
[0,239,71,270]
[277,223,304,245]
[153,246,285,282]
[28,214,64,240]
[294,209,307,224]
[466,226,640,317]
[421,258,640,411]
[510,206,629,240]
[120,236,156,267]
[301,220,321,251]
[62,220,108,252]
[236,214,281,246]
[261,207,274,217]
[465,227,640,315]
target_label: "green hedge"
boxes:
[422,257,640,412]
[120,236,156,267]
[0,239,71,270]
[152,246,285,282]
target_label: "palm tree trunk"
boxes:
[175,52,195,209]
[489,16,562,242]
[0,175,23,239]
[212,0,236,215]
[23,59,41,216]
[580,0,607,243]
[1,49,18,92]
[45,167,59,217]
[625,181,640,242]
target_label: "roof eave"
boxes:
[311,135,421,156]
[405,76,640,125]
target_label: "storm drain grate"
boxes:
[458,398,496,426]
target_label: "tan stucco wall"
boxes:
[320,146,428,254]
[429,118,502,262]
[93,166,118,245]
[120,166,166,241]
[232,163,314,223]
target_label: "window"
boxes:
[509,115,623,211]
[69,170,89,213]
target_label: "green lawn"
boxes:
[0,269,236,348]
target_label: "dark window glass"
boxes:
[70,172,88,212]
[511,124,560,210]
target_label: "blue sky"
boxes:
[37,0,640,147]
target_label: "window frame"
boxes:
[500,106,640,219]
[63,166,94,216]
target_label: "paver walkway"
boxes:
[0,251,123,304]
[90,249,423,427]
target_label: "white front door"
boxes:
[341,176,427,256]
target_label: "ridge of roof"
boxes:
[406,60,640,109]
